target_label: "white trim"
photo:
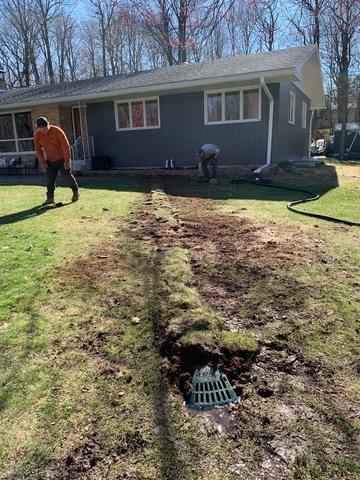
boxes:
[308,110,314,156]
[253,77,274,174]
[11,113,18,151]
[288,91,296,125]
[301,101,307,129]
[71,105,83,142]
[114,96,160,131]
[0,110,34,154]
[240,90,244,121]
[204,86,261,125]
[296,44,318,71]
[295,45,318,80]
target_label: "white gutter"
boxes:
[308,110,314,156]
[254,77,274,174]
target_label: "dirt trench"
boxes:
[127,181,317,390]
[124,179,359,479]
[126,183,263,393]
[26,178,359,480]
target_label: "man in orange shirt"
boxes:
[34,116,79,205]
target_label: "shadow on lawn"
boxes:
[164,163,340,201]
[0,164,340,205]
[0,202,71,226]
[0,174,148,193]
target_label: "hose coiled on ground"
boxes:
[230,179,360,227]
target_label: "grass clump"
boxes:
[219,331,258,354]
[163,247,194,288]
[178,330,219,347]
[163,248,223,346]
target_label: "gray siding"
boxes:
[87,88,274,168]
[276,82,310,162]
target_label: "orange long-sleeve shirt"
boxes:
[34,125,71,166]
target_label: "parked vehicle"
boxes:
[333,123,360,159]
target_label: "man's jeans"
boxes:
[46,160,78,198]
[202,154,218,180]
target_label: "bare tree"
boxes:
[105,5,145,75]
[54,11,77,82]
[324,0,360,158]
[65,24,82,81]
[81,19,100,77]
[134,0,175,65]
[88,0,120,76]
[254,0,279,51]
[287,0,329,47]
[34,0,62,84]
[135,0,234,65]
[0,0,40,86]
[226,0,258,55]
[0,34,25,86]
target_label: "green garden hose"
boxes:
[230,179,360,227]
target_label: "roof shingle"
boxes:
[0,45,315,106]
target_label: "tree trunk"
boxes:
[338,68,349,160]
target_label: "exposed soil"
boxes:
[27,177,359,479]
[28,430,146,480]
[127,179,358,478]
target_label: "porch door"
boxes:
[72,107,82,143]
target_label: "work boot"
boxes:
[42,197,55,206]
[71,190,79,202]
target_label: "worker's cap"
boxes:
[36,116,49,128]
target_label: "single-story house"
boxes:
[0,45,324,172]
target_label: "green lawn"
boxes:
[0,177,146,477]
[0,163,359,479]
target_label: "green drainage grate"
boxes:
[188,364,238,410]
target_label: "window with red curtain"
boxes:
[131,101,144,128]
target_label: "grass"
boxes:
[0,177,242,479]
[164,161,360,478]
[0,177,145,476]
[0,163,359,479]
[219,332,258,354]
[0,177,143,317]
[169,162,360,368]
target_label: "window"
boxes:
[0,111,34,153]
[205,87,261,124]
[207,93,222,122]
[225,92,240,121]
[288,91,296,125]
[243,89,260,120]
[302,101,307,129]
[115,97,160,130]
[145,99,159,127]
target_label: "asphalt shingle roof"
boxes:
[0,45,315,106]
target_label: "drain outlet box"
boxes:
[188,364,238,410]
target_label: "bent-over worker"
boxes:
[196,143,221,182]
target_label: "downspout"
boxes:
[308,110,314,156]
[253,77,274,175]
